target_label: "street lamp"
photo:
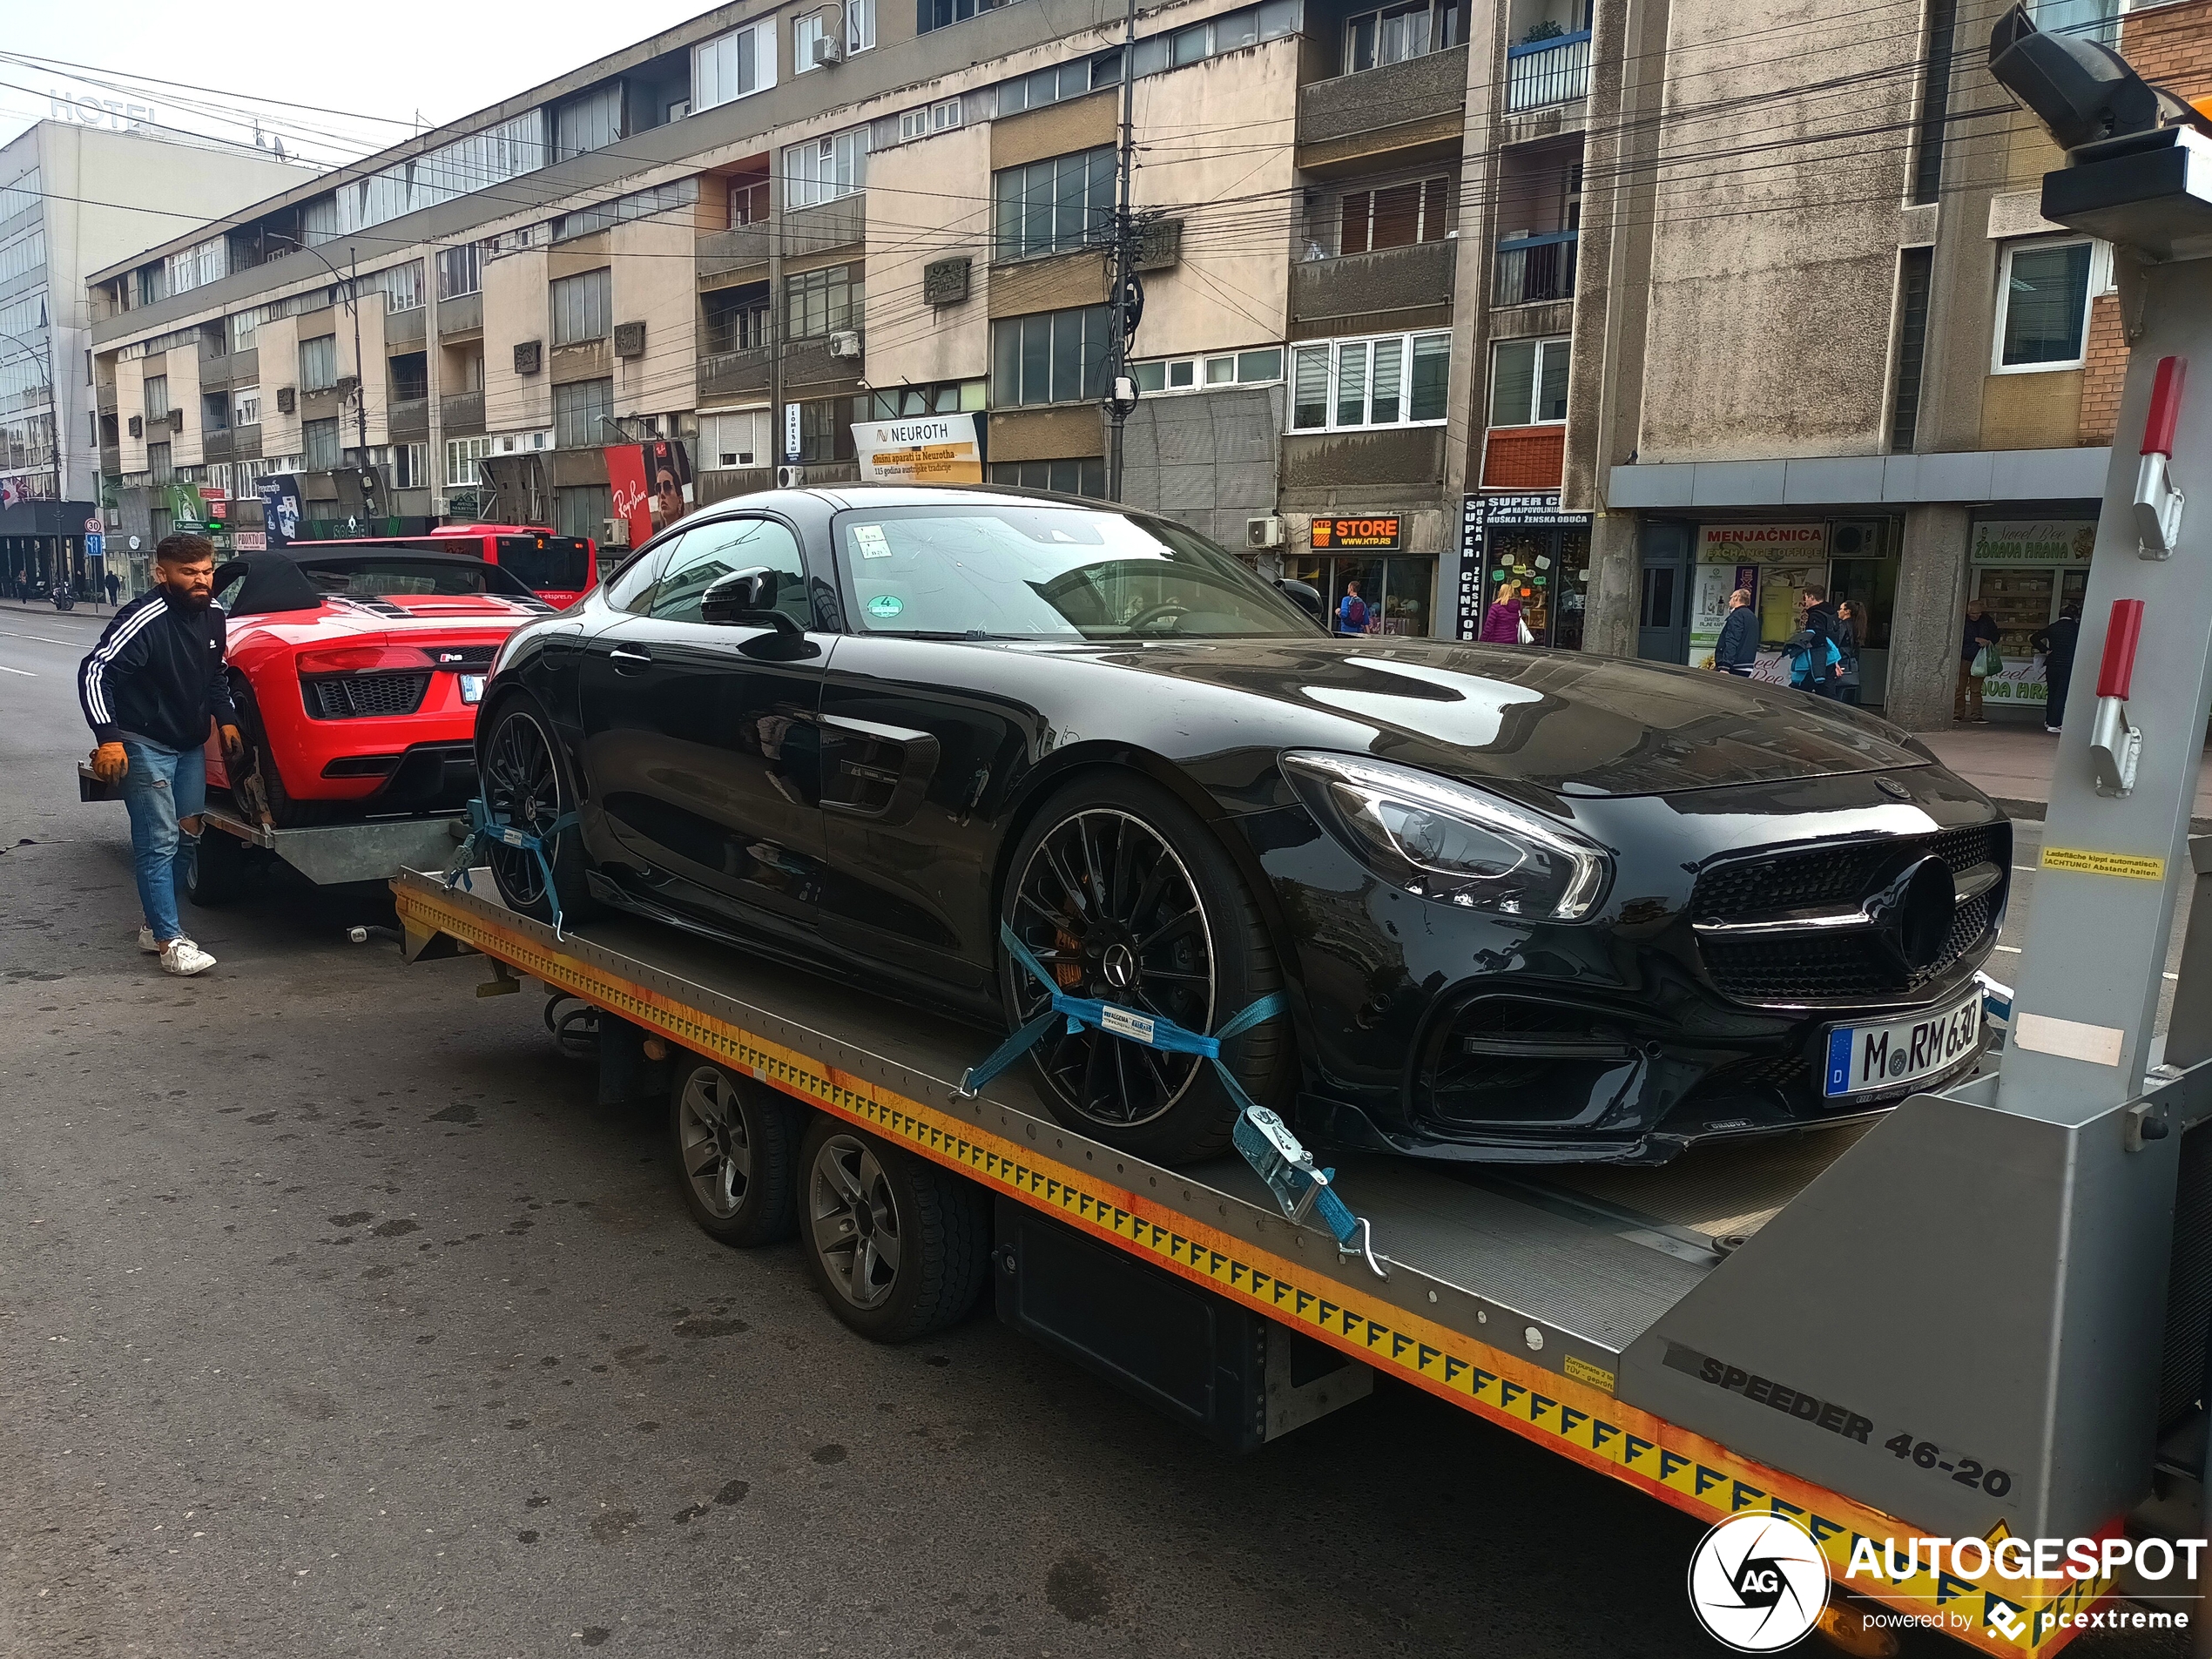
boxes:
[265,233,371,459]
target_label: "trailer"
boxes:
[393,865,2212,1656]
[78,763,467,898]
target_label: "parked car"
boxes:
[308,525,600,609]
[474,486,2007,1168]
[210,547,553,827]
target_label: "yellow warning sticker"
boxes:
[1564,1354,1617,1392]
[2040,846,2166,881]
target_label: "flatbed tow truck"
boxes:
[380,42,2212,1653]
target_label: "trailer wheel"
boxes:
[799,1116,988,1342]
[671,1059,799,1246]
[185,823,251,907]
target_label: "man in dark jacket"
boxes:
[1797,584,1842,698]
[1714,587,1758,675]
[78,533,245,976]
[1957,599,2001,722]
[2031,602,2081,734]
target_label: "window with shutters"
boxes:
[1337,178,1450,255]
[1289,331,1450,431]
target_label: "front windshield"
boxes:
[833,504,1318,639]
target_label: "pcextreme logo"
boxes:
[1689,1512,1830,1651]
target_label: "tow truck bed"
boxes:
[393,867,2130,1654]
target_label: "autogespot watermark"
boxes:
[1688,1521,2206,1648]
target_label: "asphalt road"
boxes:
[0,603,2177,1659]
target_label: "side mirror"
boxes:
[1277,577,1326,625]
[700,565,800,635]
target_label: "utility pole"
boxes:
[347,246,368,458]
[1102,0,1141,500]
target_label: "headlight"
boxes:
[1281,752,1610,921]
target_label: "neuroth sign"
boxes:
[853,415,982,485]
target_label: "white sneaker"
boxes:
[138,926,162,953]
[160,939,216,976]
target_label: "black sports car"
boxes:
[475,485,2007,1167]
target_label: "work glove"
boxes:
[91,741,129,784]
[219,724,245,761]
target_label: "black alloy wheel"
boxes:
[184,822,252,907]
[1000,775,1287,1164]
[670,1059,799,1246]
[796,1116,989,1343]
[478,697,597,925]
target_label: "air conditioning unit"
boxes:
[812,34,843,66]
[167,408,186,433]
[1247,515,1285,550]
[603,517,631,548]
[775,465,806,489]
[127,415,143,438]
[828,330,863,361]
[276,387,297,414]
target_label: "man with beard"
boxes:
[78,533,245,976]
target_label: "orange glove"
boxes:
[91,741,129,784]
[219,724,245,761]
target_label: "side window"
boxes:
[649,517,811,629]
[604,538,677,614]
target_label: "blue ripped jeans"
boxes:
[120,737,206,944]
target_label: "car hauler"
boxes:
[395,866,2212,1656]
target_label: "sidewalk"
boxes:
[1920,722,2212,822]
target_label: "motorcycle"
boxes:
[51,583,75,612]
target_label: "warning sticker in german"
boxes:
[2040,846,2166,881]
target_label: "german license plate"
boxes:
[459,674,486,705]
[1823,989,1984,1099]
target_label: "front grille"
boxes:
[1690,1053,1811,1100]
[303,671,432,719]
[1420,998,1638,1130]
[1692,820,2010,1005]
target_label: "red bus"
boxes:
[307,526,600,609]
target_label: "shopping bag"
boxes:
[1971,643,2001,678]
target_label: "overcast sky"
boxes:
[0,0,716,171]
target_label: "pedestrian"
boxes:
[1337,577,1371,636]
[78,533,245,977]
[2031,601,2081,733]
[1956,598,2001,723]
[1480,579,1525,644]
[1713,587,1758,676]
[1834,599,1864,706]
[105,570,120,608]
[1791,584,1842,698]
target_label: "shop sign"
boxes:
[1312,514,1402,551]
[232,530,267,552]
[1457,493,1590,640]
[1696,523,1827,563]
[1970,519,2095,566]
[853,414,982,485]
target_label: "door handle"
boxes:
[609,645,652,672]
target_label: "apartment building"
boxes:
[80,0,2193,718]
[0,119,304,592]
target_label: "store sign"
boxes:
[1971,519,2096,566]
[1456,493,1589,641]
[1312,514,1402,551]
[853,414,982,485]
[232,530,267,552]
[1697,523,1828,563]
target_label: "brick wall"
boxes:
[2080,1,2212,439]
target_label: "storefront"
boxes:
[1966,515,2097,718]
[1289,513,1439,636]
[1455,493,1594,645]
[1683,518,1899,703]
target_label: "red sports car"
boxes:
[208,546,554,826]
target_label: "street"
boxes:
[0,604,2176,1659]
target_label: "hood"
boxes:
[1013,637,1928,800]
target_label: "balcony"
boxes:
[201,429,234,464]
[388,397,430,442]
[698,225,774,288]
[385,307,427,347]
[100,444,121,475]
[232,423,263,462]
[698,344,775,404]
[441,389,484,434]
[198,351,233,388]
[1297,44,1467,174]
[1291,239,1456,325]
[1494,230,1577,306]
[229,347,259,383]
[1505,30,1590,112]
[550,339,610,385]
[784,193,866,260]
[437,292,483,337]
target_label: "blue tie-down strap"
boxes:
[1975,970,2014,1031]
[961,922,1386,1278]
[443,796,580,941]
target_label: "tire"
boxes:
[232,680,327,829]
[185,822,252,907]
[999,773,1287,1165]
[476,692,600,926]
[670,1057,799,1246]
[797,1116,988,1343]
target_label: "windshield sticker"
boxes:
[867,593,905,619]
[853,523,893,559]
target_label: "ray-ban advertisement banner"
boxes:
[606,439,695,550]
